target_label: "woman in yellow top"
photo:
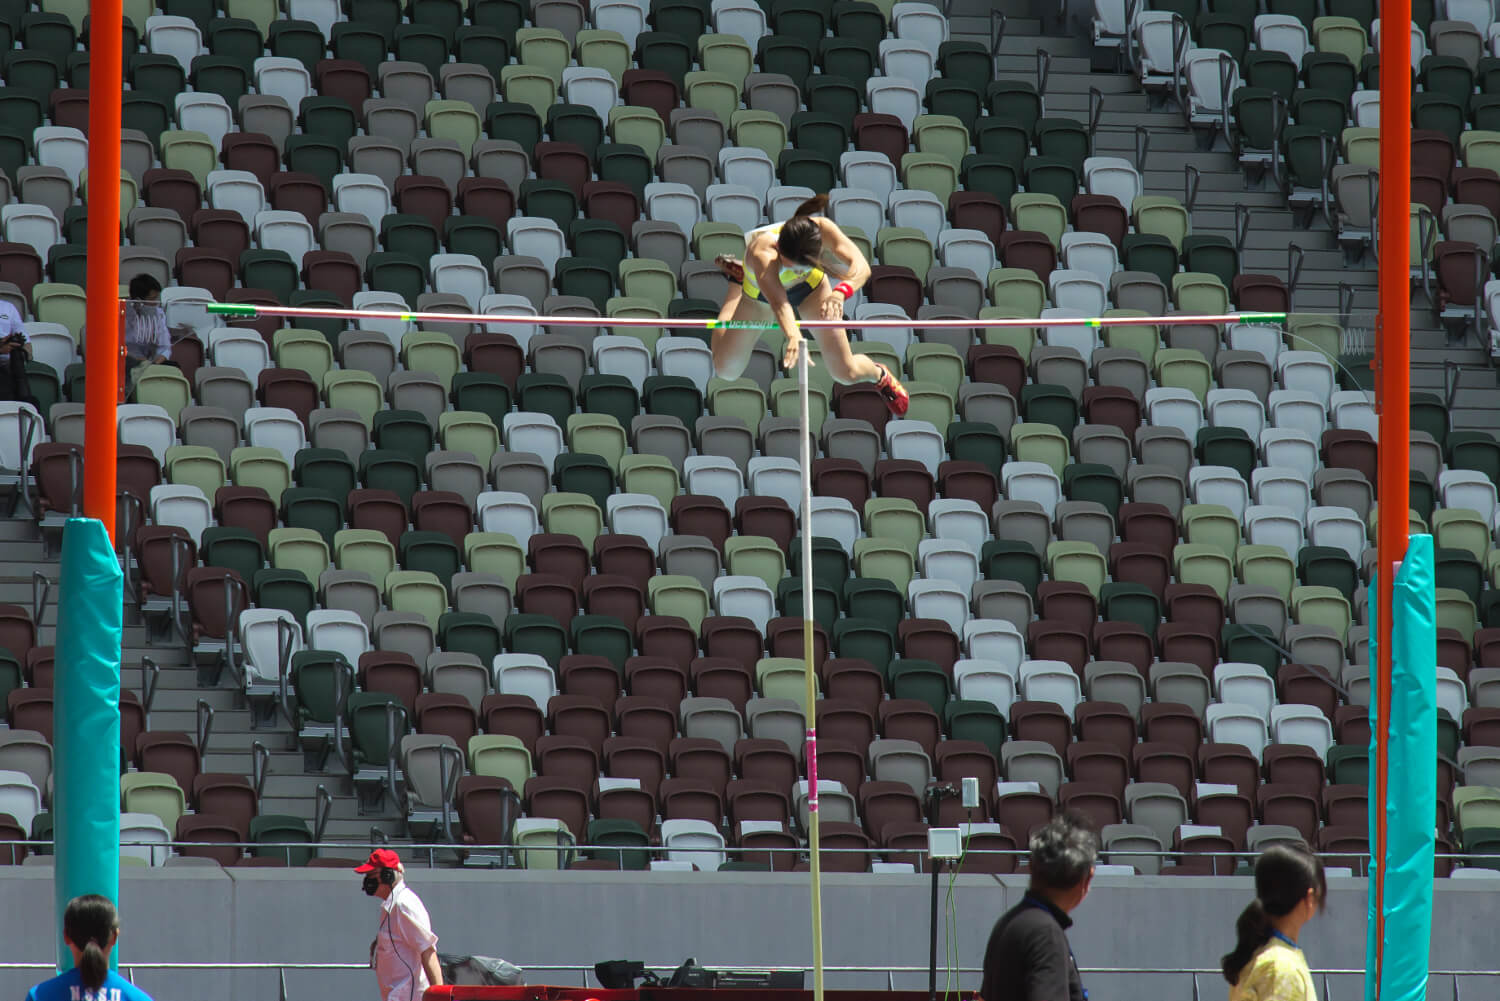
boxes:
[1222,843,1327,1001]
[712,194,910,415]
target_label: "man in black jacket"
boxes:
[979,812,1099,1001]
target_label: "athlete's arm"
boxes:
[818,218,871,293]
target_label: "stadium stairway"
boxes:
[0,515,401,848]
[968,0,1500,434]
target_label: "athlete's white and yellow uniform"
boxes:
[741,222,828,306]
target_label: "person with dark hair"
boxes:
[712,194,909,415]
[123,274,175,391]
[26,894,156,1001]
[356,848,444,1001]
[979,812,1099,1001]
[0,289,33,404]
[1222,844,1326,1000]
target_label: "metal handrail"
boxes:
[118,517,138,607]
[251,740,270,799]
[1476,247,1491,340]
[1234,204,1250,255]
[1184,163,1200,211]
[437,744,463,843]
[1037,50,1050,107]
[1134,124,1150,172]
[1268,94,1287,190]
[1217,52,1235,148]
[1317,133,1337,231]
[313,784,333,844]
[275,616,296,729]
[11,407,38,519]
[1422,209,1439,304]
[222,575,246,691]
[0,962,1491,985]
[140,656,159,720]
[381,702,408,804]
[1088,87,1104,136]
[26,839,1410,863]
[196,698,214,755]
[30,569,47,628]
[1122,0,1140,73]
[166,533,194,646]
[1288,243,1304,304]
[1170,15,1189,115]
[329,655,354,776]
[114,490,142,560]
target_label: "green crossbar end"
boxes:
[1243,312,1288,324]
[204,303,260,316]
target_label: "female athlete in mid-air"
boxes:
[711,194,909,415]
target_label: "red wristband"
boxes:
[833,282,855,299]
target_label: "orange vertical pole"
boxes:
[1375,3,1412,997]
[83,2,123,542]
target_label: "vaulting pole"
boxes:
[797,339,826,1001]
[1370,1,1415,996]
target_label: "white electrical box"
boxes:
[928,827,963,860]
[962,776,980,808]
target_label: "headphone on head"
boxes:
[362,864,399,896]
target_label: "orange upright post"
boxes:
[82,1,124,541]
[1374,2,1412,995]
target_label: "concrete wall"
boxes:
[0,869,1495,1001]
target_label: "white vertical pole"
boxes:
[798,339,826,1001]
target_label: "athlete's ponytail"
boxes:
[778,194,830,268]
[63,894,119,992]
[791,193,829,218]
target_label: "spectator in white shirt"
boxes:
[357,849,444,1001]
[124,274,175,391]
[0,295,33,405]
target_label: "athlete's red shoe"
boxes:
[874,364,909,416]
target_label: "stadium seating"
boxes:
[0,0,1487,879]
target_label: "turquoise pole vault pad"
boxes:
[53,518,124,970]
[1365,534,1436,1001]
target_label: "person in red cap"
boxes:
[356,849,444,1001]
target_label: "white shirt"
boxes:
[124,301,171,361]
[374,883,439,1001]
[0,300,26,367]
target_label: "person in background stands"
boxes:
[25,894,156,1001]
[1222,843,1327,1001]
[124,274,175,393]
[979,811,1099,1001]
[0,290,33,405]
